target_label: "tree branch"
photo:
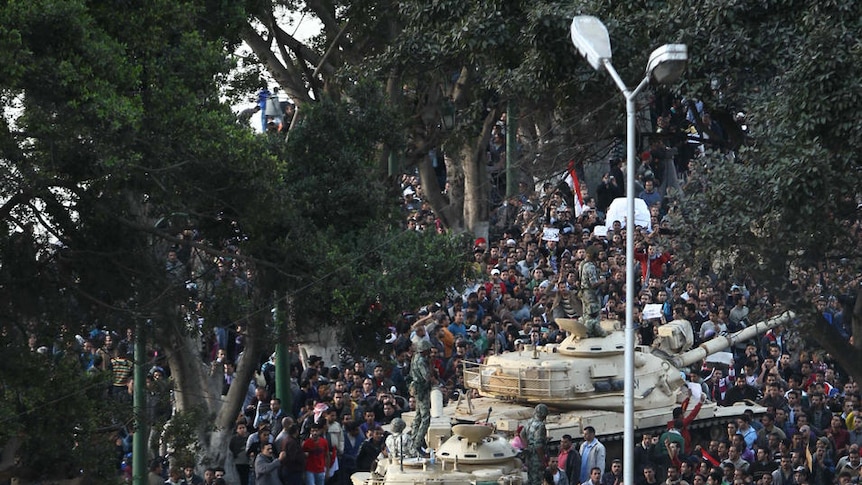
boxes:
[240,23,313,105]
[811,309,862,385]
[112,215,301,279]
[304,0,340,42]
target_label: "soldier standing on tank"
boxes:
[579,246,607,337]
[521,404,550,485]
[409,340,434,457]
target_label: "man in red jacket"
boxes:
[634,242,672,284]
[667,393,705,454]
[302,422,330,485]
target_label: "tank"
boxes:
[424,311,794,446]
[351,424,526,485]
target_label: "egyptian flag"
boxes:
[700,448,720,467]
[564,160,586,217]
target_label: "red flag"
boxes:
[564,160,585,216]
[700,448,720,467]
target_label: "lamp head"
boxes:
[646,44,688,84]
[570,16,612,71]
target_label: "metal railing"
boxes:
[462,361,571,398]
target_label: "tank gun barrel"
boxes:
[670,311,795,369]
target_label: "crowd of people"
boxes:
[48,89,861,485]
[385,91,861,485]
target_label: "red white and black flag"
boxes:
[564,160,586,217]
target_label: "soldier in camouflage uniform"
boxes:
[409,339,433,456]
[385,418,411,458]
[520,404,549,485]
[579,245,607,337]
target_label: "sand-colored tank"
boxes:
[351,424,525,485]
[462,312,793,411]
[420,312,794,446]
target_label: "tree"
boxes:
[0,339,119,483]
[641,0,862,382]
[237,1,624,236]
[0,1,472,478]
[0,0,278,479]
[153,80,474,471]
[265,82,472,354]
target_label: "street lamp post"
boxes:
[570,16,687,485]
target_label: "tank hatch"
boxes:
[436,424,519,465]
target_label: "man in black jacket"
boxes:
[557,434,582,485]
[724,375,760,405]
[356,427,386,472]
[278,424,305,485]
[634,432,657,476]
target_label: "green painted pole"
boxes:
[132,320,147,485]
[275,294,289,406]
[388,151,398,178]
[505,101,518,198]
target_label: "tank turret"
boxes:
[351,424,525,485]
[462,311,794,412]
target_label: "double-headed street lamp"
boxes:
[570,15,687,485]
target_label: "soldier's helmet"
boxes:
[415,340,432,353]
[535,403,549,418]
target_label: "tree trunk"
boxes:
[417,155,459,230]
[809,302,862,386]
[462,143,487,238]
[205,427,236,482]
[161,314,260,473]
[162,332,218,465]
[853,285,862,350]
[444,151,465,233]
[462,109,500,237]
[167,334,217,415]
[0,436,19,481]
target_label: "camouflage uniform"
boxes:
[521,404,549,485]
[385,418,411,458]
[579,258,606,337]
[409,341,432,455]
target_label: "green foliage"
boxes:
[282,81,399,229]
[380,0,534,94]
[334,229,472,357]
[624,0,862,378]
[161,407,214,467]
[0,344,119,481]
[249,82,472,352]
[12,0,860,471]
[653,0,862,292]
[0,0,268,478]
